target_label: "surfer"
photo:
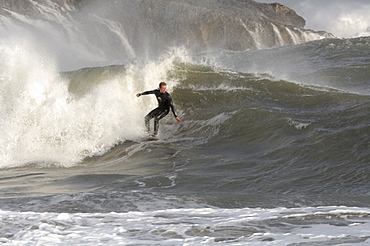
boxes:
[136,82,182,136]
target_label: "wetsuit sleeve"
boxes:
[139,90,155,96]
[168,94,178,118]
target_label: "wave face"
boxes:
[0,1,369,245]
[1,37,369,202]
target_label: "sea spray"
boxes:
[0,0,332,71]
[0,44,189,168]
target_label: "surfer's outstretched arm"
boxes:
[136,90,155,97]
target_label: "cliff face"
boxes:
[145,0,330,49]
[69,0,332,51]
[0,0,334,62]
[257,2,305,28]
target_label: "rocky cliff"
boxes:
[0,0,334,65]
[69,0,333,51]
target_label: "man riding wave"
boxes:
[136,82,182,136]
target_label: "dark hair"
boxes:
[159,82,167,88]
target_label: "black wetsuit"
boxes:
[139,89,178,135]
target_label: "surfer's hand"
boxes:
[136,93,141,97]
[176,117,182,123]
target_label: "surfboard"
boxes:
[144,135,159,141]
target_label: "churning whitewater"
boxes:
[0,0,369,245]
[0,43,188,168]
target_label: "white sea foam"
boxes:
[0,43,189,168]
[0,206,369,245]
[287,119,311,130]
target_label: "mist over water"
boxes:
[0,1,148,70]
[0,0,330,71]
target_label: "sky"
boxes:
[256,0,370,37]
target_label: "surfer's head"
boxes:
[159,82,167,93]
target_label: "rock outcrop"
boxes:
[0,0,334,62]
[66,0,333,51]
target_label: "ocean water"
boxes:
[0,1,370,245]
